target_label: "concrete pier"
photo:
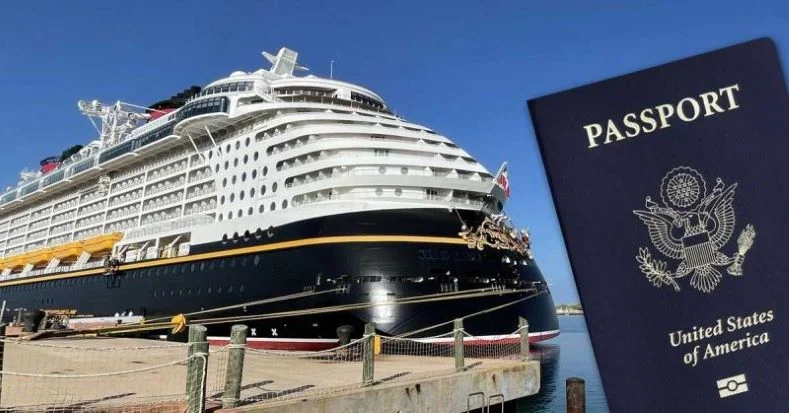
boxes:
[221,360,540,413]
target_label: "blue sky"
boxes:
[0,1,787,303]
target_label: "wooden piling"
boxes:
[222,324,248,408]
[363,323,375,386]
[454,318,464,371]
[567,377,586,413]
[519,317,529,361]
[186,325,208,413]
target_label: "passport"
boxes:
[527,38,789,412]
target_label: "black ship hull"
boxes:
[0,209,559,349]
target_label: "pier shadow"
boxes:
[240,384,316,406]
[207,380,274,400]
[0,392,138,413]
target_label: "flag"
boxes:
[495,164,511,198]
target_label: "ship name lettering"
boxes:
[583,84,741,149]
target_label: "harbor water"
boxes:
[517,315,610,412]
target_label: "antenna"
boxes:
[77,100,152,148]
[330,60,334,79]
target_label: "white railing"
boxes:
[125,214,214,240]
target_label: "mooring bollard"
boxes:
[519,317,530,361]
[454,318,464,371]
[185,325,208,413]
[567,377,586,413]
[363,323,375,386]
[222,324,248,408]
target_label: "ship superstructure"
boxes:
[0,48,559,348]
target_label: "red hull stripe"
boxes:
[206,329,560,351]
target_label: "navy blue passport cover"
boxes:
[527,38,789,412]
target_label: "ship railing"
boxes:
[285,168,488,189]
[1,260,107,281]
[124,214,214,240]
[292,190,486,208]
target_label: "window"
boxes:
[230,193,235,202]
[250,187,256,197]
[232,175,237,185]
[226,144,231,153]
[374,149,390,156]
[220,195,226,205]
[376,188,383,196]
[282,200,288,209]
[259,205,265,213]
[263,166,268,176]
[224,161,229,170]
[248,207,253,215]
[234,158,239,167]
[245,137,251,147]
[228,211,233,219]
[208,151,213,159]
[242,172,247,182]
[243,155,248,164]
[235,141,240,150]
[222,178,227,187]
[272,182,278,193]
[379,166,386,174]
[401,167,408,175]
[254,152,259,161]
[395,188,403,196]
[252,169,257,179]
[240,191,245,200]
[261,185,266,195]
[238,209,243,217]
[215,164,220,173]
[270,202,276,211]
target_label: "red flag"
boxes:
[496,168,511,198]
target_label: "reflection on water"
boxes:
[517,316,610,413]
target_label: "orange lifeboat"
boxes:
[82,233,122,254]
[51,241,85,260]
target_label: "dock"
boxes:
[0,318,539,412]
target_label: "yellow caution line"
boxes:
[0,235,468,287]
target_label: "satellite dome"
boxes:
[230,71,247,77]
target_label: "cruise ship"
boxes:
[0,47,559,349]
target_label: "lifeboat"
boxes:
[28,248,53,264]
[51,241,84,260]
[4,252,32,269]
[82,233,123,254]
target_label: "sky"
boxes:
[0,1,787,303]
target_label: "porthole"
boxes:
[230,193,235,202]
[224,161,229,170]
[245,137,251,147]
[240,191,245,200]
[263,166,268,176]
[243,231,250,241]
[215,164,220,173]
[208,287,212,294]
[228,286,234,293]
[217,286,223,294]
[208,151,213,159]
[234,158,239,167]
[232,175,237,184]
[226,144,231,153]
[272,182,278,193]
[282,200,288,209]
[248,207,253,215]
[255,229,263,240]
[261,185,267,195]
[222,178,227,187]
[235,141,240,150]
[250,188,256,197]
[270,202,276,211]
[254,152,259,161]
[259,205,265,213]
[153,291,158,297]
[379,166,386,174]
[218,214,224,222]
[238,209,243,218]
[221,195,226,204]
[243,155,248,164]
[233,232,239,240]
[395,188,403,196]
[376,187,383,196]
[228,211,234,219]
[242,172,247,182]
[252,170,257,179]
[401,167,408,175]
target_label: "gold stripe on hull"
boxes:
[0,235,468,287]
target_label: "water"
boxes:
[516,316,610,412]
